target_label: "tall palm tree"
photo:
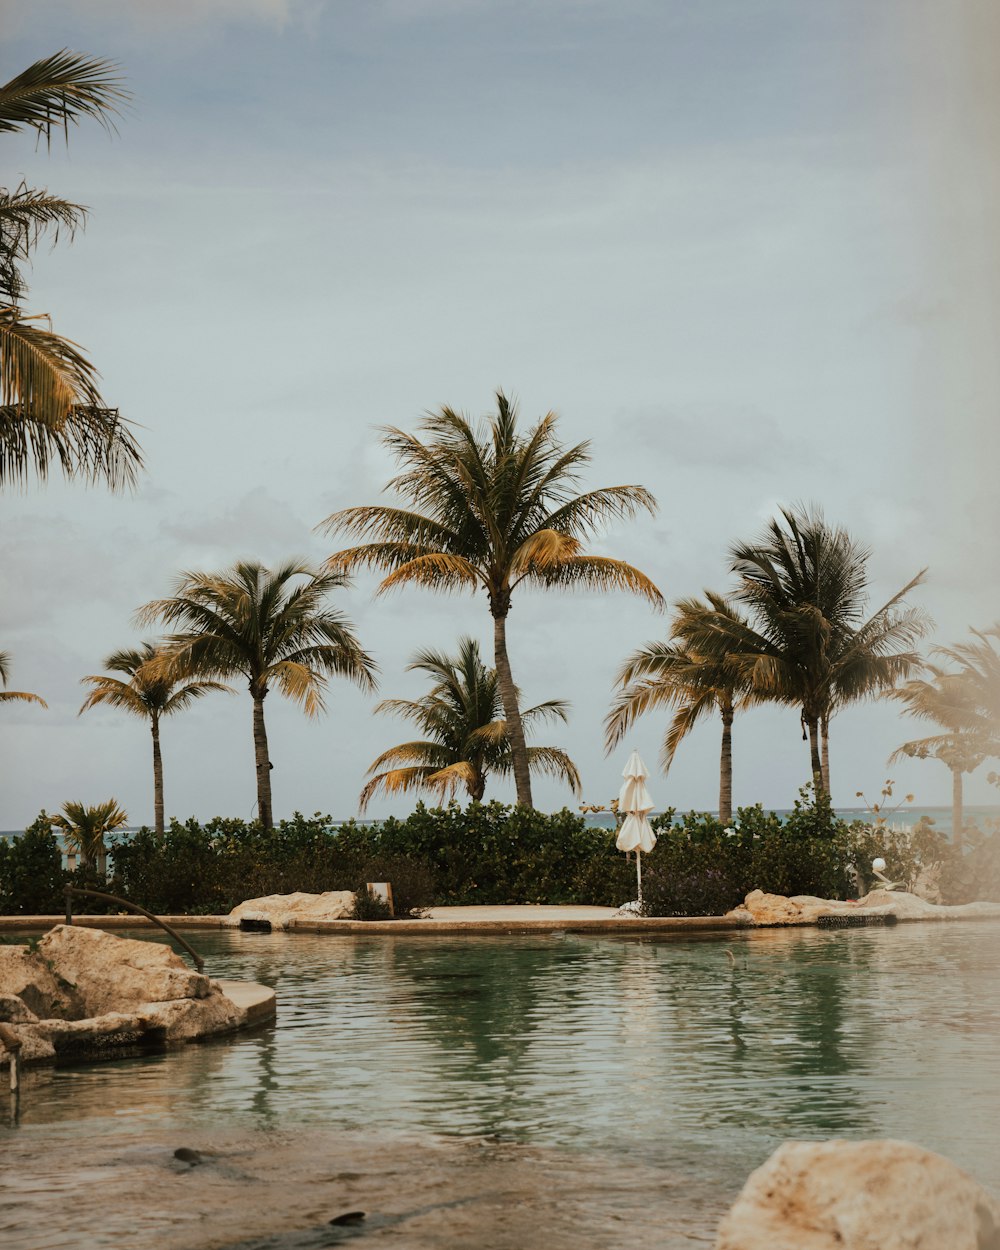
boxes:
[720,506,927,793]
[320,391,662,808]
[605,594,757,825]
[889,626,1000,850]
[79,642,232,836]
[51,798,128,872]
[0,51,140,488]
[0,649,47,708]
[360,636,580,811]
[138,561,378,829]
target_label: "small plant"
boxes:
[855,780,914,829]
[350,886,393,921]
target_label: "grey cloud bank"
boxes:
[1,1,996,828]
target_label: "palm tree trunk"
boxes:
[151,712,164,836]
[252,691,273,829]
[952,764,964,854]
[821,713,831,795]
[719,703,734,826]
[492,611,533,808]
[805,714,823,795]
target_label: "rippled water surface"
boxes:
[5,923,1000,1247]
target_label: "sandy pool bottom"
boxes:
[2,1125,727,1250]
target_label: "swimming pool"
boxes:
[4,922,1000,1248]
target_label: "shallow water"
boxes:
[4,923,1000,1247]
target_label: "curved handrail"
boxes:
[63,886,205,973]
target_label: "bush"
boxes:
[0,814,65,914]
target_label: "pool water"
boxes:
[4,923,1000,1247]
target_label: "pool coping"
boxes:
[0,913,746,935]
[3,911,998,935]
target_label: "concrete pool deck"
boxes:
[0,905,745,935]
[4,894,1000,935]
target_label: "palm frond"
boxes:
[0,50,128,140]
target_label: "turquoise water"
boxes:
[9,923,1000,1198]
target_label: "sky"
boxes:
[1,0,999,827]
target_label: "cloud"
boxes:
[0,0,302,35]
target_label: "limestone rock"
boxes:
[727,888,1000,927]
[0,944,81,1018]
[224,890,356,930]
[714,1138,1000,1250]
[44,1012,148,1057]
[856,889,1000,921]
[36,924,212,1014]
[0,991,40,1024]
[1,1021,55,1065]
[138,987,242,1041]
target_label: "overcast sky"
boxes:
[2,0,999,828]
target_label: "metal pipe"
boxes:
[62,886,205,973]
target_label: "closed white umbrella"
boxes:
[616,750,657,906]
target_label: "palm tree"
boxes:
[0,649,47,708]
[360,636,580,811]
[320,391,662,808]
[889,626,1000,850]
[138,561,378,829]
[720,506,927,793]
[605,594,757,825]
[1,51,140,488]
[51,798,128,872]
[79,642,232,836]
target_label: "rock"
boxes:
[0,926,262,1068]
[0,1021,55,1065]
[174,1148,203,1165]
[44,1012,149,1057]
[714,1138,1000,1250]
[0,944,81,1018]
[36,925,212,1014]
[224,890,356,930]
[0,992,40,1024]
[138,988,242,1042]
[726,889,1000,927]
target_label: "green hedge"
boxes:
[0,793,973,918]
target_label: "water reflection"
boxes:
[4,923,1000,1200]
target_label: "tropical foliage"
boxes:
[321,390,662,807]
[51,798,128,870]
[605,593,758,824]
[0,50,140,488]
[360,636,580,810]
[0,649,47,708]
[678,506,929,793]
[889,624,1000,849]
[79,642,231,835]
[138,560,378,829]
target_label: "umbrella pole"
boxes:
[636,849,642,907]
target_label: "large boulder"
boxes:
[726,889,1000,927]
[0,944,82,1018]
[715,1139,1000,1250]
[224,890,356,929]
[36,924,212,1015]
[0,925,263,1068]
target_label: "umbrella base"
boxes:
[613,900,644,918]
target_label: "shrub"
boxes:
[0,814,66,914]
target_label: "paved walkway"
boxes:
[422,904,620,921]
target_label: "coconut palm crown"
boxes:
[80,642,232,835]
[137,560,378,829]
[0,649,47,707]
[605,594,759,825]
[704,506,928,793]
[320,391,662,808]
[51,798,128,871]
[360,636,580,811]
[889,625,1000,849]
[1,50,140,488]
